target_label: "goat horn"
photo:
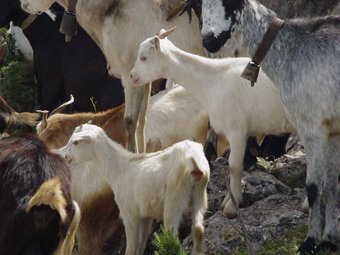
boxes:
[158,27,176,39]
[36,110,49,131]
[49,94,74,116]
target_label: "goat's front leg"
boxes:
[138,217,153,252]
[316,136,339,253]
[136,83,151,153]
[298,131,326,254]
[123,217,141,255]
[221,133,247,219]
[123,78,146,153]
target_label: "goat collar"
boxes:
[241,16,284,86]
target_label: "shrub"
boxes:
[0,28,36,112]
[152,226,188,255]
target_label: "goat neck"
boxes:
[163,45,225,104]
[93,132,131,180]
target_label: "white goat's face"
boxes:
[130,37,165,86]
[56,124,98,166]
[20,0,53,14]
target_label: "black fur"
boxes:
[306,183,318,208]
[0,134,73,254]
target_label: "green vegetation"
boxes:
[0,28,36,112]
[152,226,188,255]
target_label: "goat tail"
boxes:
[26,177,68,223]
[6,112,41,127]
[183,140,210,183]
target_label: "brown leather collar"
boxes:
[241,16,284,86]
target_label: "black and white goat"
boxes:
[200,0,340,253]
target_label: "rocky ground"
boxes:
[96,137,339,255]
[182,138,340,254]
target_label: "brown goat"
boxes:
[0,133,80,255]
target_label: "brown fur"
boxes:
[75,187,124,254]
[39,105,126,149]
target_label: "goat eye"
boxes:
[73,141,78,145]
[140,56,147,62]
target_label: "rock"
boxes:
[183,192,308,254]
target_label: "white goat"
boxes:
[57,123,210,255]
[44,85,226,255]
[200,0,340,253]
[130,28,295,218]
[20,0,208,153]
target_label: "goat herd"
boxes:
[0,0,339,254]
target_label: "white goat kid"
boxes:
[57,123,210,255]
[130,28,295,218]
[199,0,340,253]
[19,0,207,153]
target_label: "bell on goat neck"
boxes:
[241,61,260,87]
[59,11,78,42]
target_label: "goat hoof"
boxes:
[298,237,317,254]
[315,241,337,253]
[222,198,238,219]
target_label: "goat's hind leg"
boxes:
[191,181,208,254]
[221,133,247,219]
[316,135,340,253]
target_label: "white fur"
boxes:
[130,33,295,218]
[57,124,210,255]
[7,22,33,63]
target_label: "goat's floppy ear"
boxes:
[158,27,176,39]
[154,36,161,51]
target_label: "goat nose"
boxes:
[202,32,215,44]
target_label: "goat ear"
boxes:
[79,135,92,143]
[158,27,176,39]
[154,36,161,52]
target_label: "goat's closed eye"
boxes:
[73,141,79,145]
[140,56,147,62]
